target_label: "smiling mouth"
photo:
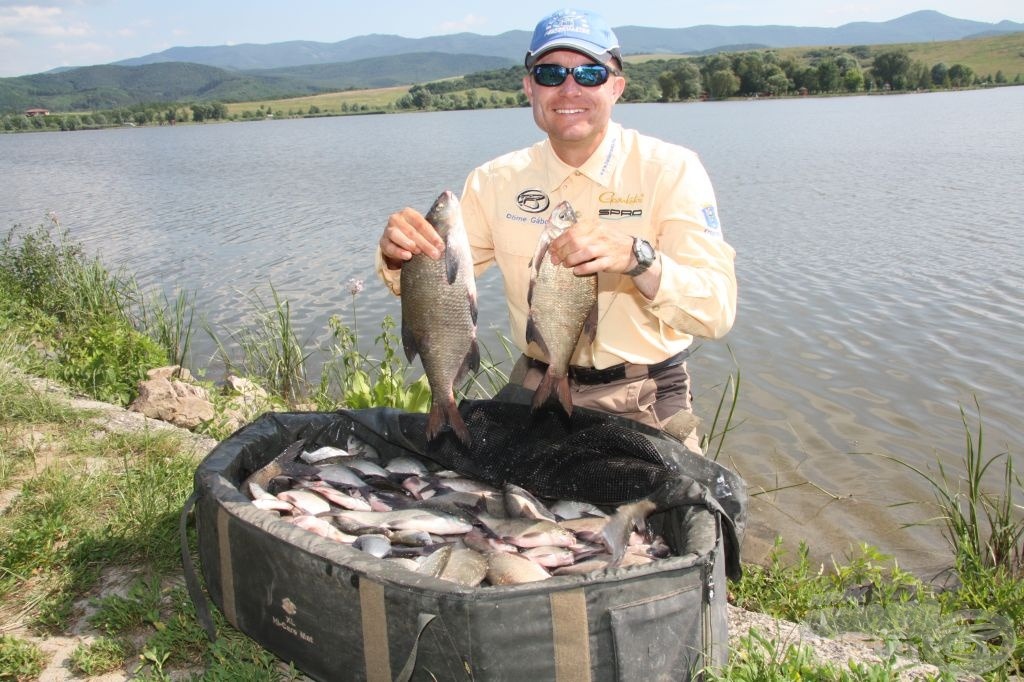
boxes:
[555,107,585,115]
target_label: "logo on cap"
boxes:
[525,8,621,68]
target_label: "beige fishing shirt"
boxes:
[377,121,737,370]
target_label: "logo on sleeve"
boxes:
[702,205,722,235]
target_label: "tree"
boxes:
[657,72,679,101]
[673,62,702,100]
[816,60,840,93]
[947,63,974,87]
[842,68,864,93]
[871,50,911,90]
[733,52,768,94]
[931,63,949,87]
[706,69,740,99]
[765,71,791,95]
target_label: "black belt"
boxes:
[527,350,690,385]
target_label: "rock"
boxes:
[217,374,276,434]
[145,365,194,382]
[128,367,214,429]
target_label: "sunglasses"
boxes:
[531,63,617,87]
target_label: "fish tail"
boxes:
[601,500,657,566]
[426,398,472,447]
[532,370,573,416]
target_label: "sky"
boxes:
[2,0,1022,78]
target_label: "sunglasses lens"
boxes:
[532,64,612,87]
[574,65,608,86]
[533,65,568,86]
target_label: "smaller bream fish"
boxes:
[525,201,598,416]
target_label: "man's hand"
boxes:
[380,208,445,269]
[548,222,634,275]
[548,223,662,298]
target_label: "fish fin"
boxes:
[524,315,550,358]
[460,339,481,380]
[401,319,419,363]
[444,236,459,285]
[601,500,657,566]
[582,302,598,343]
[468,289,478,325]
[277,438,306,463]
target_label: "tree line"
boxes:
[415,46,1017,105]
[1,102,229,132]
[3,46,1019,131]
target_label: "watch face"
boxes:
[636,238,655,264]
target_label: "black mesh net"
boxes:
[398,400,676,505]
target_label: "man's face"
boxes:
[523,49,625,163]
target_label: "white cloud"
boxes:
[438,13,488,33]
[0,5,62,31]
[0,4,90,39]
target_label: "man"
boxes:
[377,8,736,453]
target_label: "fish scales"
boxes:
[400,190,480,446]
[525,201,598,416]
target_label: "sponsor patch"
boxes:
[702,205,721,233]
[598,208,643,220]
[517,189,550,214]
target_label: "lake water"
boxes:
[3,87,1022,575]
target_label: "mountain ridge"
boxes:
[111,10,1022,72]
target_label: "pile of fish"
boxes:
[241,434,675,588]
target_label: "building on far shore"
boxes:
[25,108,50,117]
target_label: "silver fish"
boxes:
[503,483,558,522]
[353,533,392,558]
[315,464,367,488]
[284,514,357,544]
[400,190,480,445]
[300,445,350,464]
[247,482,295,512]
[385,455,430,477]
[296,480,372,511]
[344,458,391,479]
[276,489,331,516]
[525,200,597,416]
[417,545,488,587]
[486,551,551,585]
[347,434,380,459]
[550,499,608,520]
[330,509,474,536]
[474,512,576,549]
[520,545,576,568]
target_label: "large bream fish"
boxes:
[526,201,598,415]
[401,190,480,446]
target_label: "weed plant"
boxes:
[880,400,1024,672]
[0,219,167,405]
[0,634,46,681]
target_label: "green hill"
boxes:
[0,53,516,114]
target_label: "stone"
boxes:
[128,370,214,429]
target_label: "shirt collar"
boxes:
[540,121,622,191]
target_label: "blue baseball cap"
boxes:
[524,9,622,69]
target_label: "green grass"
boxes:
[0,634,46,681]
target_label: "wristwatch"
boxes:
[626,237,656,277]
